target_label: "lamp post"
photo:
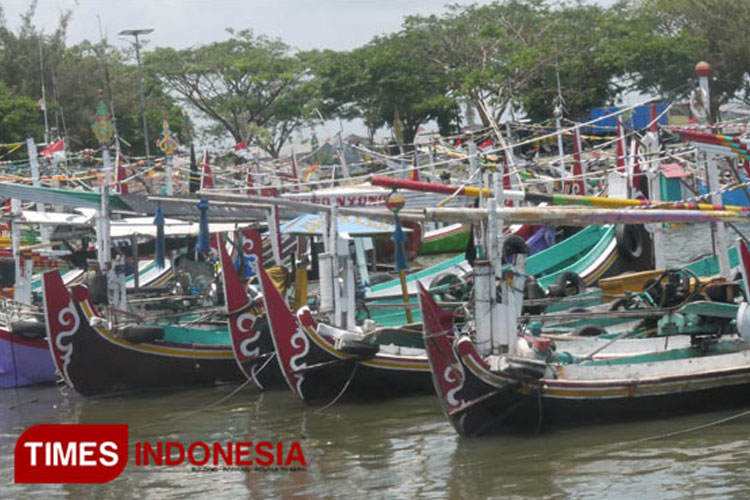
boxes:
[118,28,154,168]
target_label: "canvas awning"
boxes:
[281,213,405,237]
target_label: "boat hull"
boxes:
[42,271,243,397]
[0,329,56,388]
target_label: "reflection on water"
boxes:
[3,224,750,498]
[3,385,750,499]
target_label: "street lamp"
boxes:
[118,28,154,168]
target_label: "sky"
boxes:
[0,0,617,146]
[1,0,495,51]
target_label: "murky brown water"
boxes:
[2,224,750,499]
[2,385,750,499]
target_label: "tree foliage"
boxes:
[147,30,312,158]
[3,0,750,154]
[0,2,182,155]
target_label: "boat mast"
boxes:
[553,65,566,178]
[37,37,50,145]
[644,103,666,269]
[697,61,730,276]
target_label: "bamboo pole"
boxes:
[398,269,413,323]
[422,206,750,225]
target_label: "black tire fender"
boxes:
[11,320,46,340]
[121,325,165,344]
[573,324,607,337]
[615,224,644,262]
[502,235,529,263]
[555,271,586,296]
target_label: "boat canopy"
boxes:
[281,213,406,237]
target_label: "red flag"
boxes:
[478,138,493,150]
[201,151,214,189]
[39,140,64,157]
[566,127,585,196]
[115,156,129,194]
[234,141,247,151]
[409,154,420,182]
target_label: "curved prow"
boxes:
[218,234,263,381]
[42,270,81,387]
[252,258,308,399]
[418,283,465,416]
[218,234,251,315]
[737,238,750,297]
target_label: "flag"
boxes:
[393,108,403,145]
[234,141,247,151]
[566,126,585,196]
[39,140,64,156]
[478,138,493,150]
[196,198,210,254]
[116,155,129,195]
[154,205,165,269]
[464,224,476,266]
[189,144,199,194]
[201,151,214,189]
[392,215,409,272]
[409,154,420,182]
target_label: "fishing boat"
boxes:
[252,257,433,405]
[219,230,286,390]
[418,218,750,436]
[41,269,243,397]
[418,223,471,255]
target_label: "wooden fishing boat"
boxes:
[418,223,471,255]
[2,257,179,389]
[0,324,56,388]
[251,253,697,406]
[253,258,433,405]
[418,239,750,436]
[219,231,286,390]
[42,270,243,397]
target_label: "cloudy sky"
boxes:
[1,0,616,144]
[2,0,500,50]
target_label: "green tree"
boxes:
[147,29,313,158]
[311,32,457,146]
[0,3,181,155]
[635,0,750,118]
[0,80,43,144]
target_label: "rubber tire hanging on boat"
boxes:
[10,320,46,340]
[337,338,379,359]
[429,273,465,302]
[522,277,546,315]
[502,235,529,263]
[615,224,644,262]
[572,324,607,337]
[555,271,586,296]
[120,325,165,344]
[87,273,109,305]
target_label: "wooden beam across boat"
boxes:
[371,176,750,213]
[422,207,750,225]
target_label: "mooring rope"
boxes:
[316,363,360,413]
[598,407,750,451]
